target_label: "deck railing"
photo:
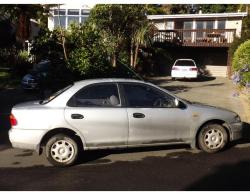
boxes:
[152,29,236,47]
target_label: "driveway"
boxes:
[149,76,249,122]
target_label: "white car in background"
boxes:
[171,59,199,80]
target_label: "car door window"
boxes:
[68,83,120,107]
[122,83,176,108]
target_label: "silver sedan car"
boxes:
[9,79,242,166]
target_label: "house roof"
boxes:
[147,12,248,20]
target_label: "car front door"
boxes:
[64,83,129,148]
[120,83,190,145]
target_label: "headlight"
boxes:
[234,115,241,122]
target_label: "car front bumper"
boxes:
[21,81,39,90]
[229,122,243,141]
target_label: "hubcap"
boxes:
[51,140,75,163]
[204,128,224,149]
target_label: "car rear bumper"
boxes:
[171,70,198,78]
[9,128,45,152]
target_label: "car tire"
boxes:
[45,134,79,167]
[198,123,228,153]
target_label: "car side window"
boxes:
[68,83,120,107]
[122,83,176,108]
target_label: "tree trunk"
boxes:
[112,53,117,67]
[130,40,134,67]
[133,42,140,69]
[57,4,68,61]
[16,12,30,48]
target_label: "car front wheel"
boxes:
[198,123,228,153]
[45,134,79,167]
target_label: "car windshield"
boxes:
[39,84,73,104]
[175,60,195,66]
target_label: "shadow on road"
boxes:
[186,160,250,190]
[241,122,250,142]
[177,75,216,82]
[0,114,11,148]
[76,144,191,165]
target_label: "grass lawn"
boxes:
[0,69,20,90]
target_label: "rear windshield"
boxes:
[39,84,73,104]
[175,60,195,66]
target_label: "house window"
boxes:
[68,16,79,26]
[52,8,90,29]
[195,21,215,38]
[165,21,174,30]
[206,21,214,29]
[196,21,204,38]
[81,9,90,15]
[54,9,66,15]
[68,9,79,15]
[54,16,66,29]
[183,21,192,39]
[67,9,80,26]
[218,20,226,29]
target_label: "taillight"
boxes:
[10,114,17,126]
[190,67,198,71]
[172,67,179,70]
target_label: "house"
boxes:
[147,11,248,77]
[47,3,94,31]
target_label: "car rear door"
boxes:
[120,83,190,145]
[64,83,129,148]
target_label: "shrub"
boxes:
[232,39,250,86]
[12,50,32,76]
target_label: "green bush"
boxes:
[12,50,32,76]
[232,39,250,86]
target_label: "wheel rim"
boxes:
[204,128,224,149]
[50,140,75,163]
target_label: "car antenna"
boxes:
[117,60,144,81]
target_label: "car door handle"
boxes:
[71,114,84,119]
[133,113,145,118]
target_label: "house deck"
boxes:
[152,29,236,47]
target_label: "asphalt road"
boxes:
[0,77,250,190]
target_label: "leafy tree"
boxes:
[88,4,149,68]
[199,4,239,13]
[0,4,44,46]
[0,18,15,48]
[67,23,112,78]
[146,5,166,14]
[31,27,63,62]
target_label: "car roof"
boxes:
[73,78,146,87]
[175,59,195,61]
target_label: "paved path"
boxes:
[149,76,249,122]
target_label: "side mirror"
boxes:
[174,98,180,107]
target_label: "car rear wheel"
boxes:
[198,123,228,153]
[45,134,79,167]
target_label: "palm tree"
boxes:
[131,22,156,69]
